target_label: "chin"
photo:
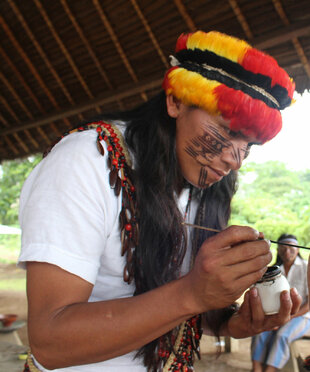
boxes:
[185,178,212,189]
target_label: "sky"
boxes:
[244,90,310,171]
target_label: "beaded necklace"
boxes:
[45,121,138,283]
[44,121,202,371]
[159,184,202,372]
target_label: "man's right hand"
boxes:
[182,225,272,313]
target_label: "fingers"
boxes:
[205,225,260,251]
[223,239,271,266]
[249,289,293,333]
[248,287,266,331]
[290,287,302,315]
[260,290,292,331]
[238,290,251,318]
[219,255,270,294]
[274,290,292,320]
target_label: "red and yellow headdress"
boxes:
[162,31,295,143]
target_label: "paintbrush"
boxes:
[182,222,310,250]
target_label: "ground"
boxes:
[0,263,309,371]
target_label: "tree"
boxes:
[230,161,310,259]
[0,155,41,225]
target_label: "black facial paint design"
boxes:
[185,125,231,166]
[198,167,208,187]
[230,144,242,166]
[185,124,251,186]
[243,144,251,159]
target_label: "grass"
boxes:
[0,278,26,291]
[0,234,25,291]
[0,234,21,264]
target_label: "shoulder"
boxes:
[50,129,101,161]
[293,256,308,274]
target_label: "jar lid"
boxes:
[256,265,281,283]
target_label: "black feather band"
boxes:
[176,49,291,109]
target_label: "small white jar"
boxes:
[254,265,290,315]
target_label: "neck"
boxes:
[283,261,294,276]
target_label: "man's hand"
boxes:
[226,287,302,339]
[182,225,272,314]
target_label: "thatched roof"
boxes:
[1,0,310,162]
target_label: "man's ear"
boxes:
[166,94,182,118]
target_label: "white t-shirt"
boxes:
[280,255,310,319]
[18,128,196,371]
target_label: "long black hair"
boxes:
[101,91,238,370]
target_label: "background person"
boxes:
[19,31,301,372]
[251,234,310,372]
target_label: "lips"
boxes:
[208,166,227,179]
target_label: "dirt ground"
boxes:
[0,263,309,372]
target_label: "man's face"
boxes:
[278,243,299,266]
[170,100,257,188]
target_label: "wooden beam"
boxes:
[36,127,51,145]
[12,132,29,153]
[0,76,32,153]
[7,0,75,107]
[228,0,253,39]
[173,0,196,32]
[3,135,19,156]
[60,0,114,91]
[59,0,123,111]
[252,21,310,50]
[0,95,20,122]
[0,71,34,119]
[33,0,99,105]
[24,129,39,149]
[130,0,169,68]
[0,44,44,111]
[272,0,310,78]
[0,14,59,108]
[0,69,60,142]
[0,111,9,127]
[50,123,62,137]
[0,78,163,136]
[92,0,147,101]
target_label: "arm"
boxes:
[27,226,269,368]
[27,262,196,369]
[27,226,295,369]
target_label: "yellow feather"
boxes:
[186,31,250,63]
[168,68,221,114]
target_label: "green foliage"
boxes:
[230,161,310,261]
[0,234,21,264]
[0,155,41,225]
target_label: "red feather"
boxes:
[242,49,295,98]
[215,85,282,143]
[175,33,192,52]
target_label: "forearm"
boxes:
[29,277,196,369]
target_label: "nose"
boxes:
[220,140,247,170]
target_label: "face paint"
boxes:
[185,125,230,166]
[198,167,208,187]
[173,103,258,189]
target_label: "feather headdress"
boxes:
[162,31,295,143]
